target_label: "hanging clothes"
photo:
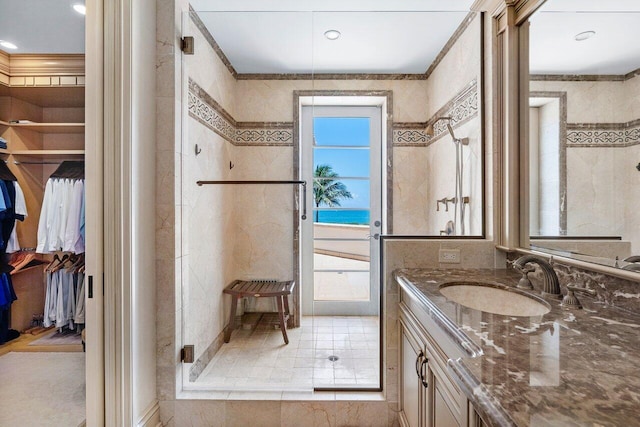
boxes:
[43,268,85,330]
[0,165,22,344]
[36,178,85,254]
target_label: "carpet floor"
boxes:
[28,329,83,346]
[0,352,85,427]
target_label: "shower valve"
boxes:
[436,197,456,212]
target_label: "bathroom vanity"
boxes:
[395,268,640,427]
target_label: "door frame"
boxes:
[295,93,391,316]
[300,104,382,316]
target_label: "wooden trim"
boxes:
[0,50,9,76]
[0,51,85,79]
[518,19,530,250]
[513,0,546,25]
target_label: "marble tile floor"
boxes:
[193,315,380,391]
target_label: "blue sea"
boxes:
[315,210,370,225]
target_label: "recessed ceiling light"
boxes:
[324,30,341,41]
[73,4,86,15]
[0,40,17,50]
[574,31,595,41]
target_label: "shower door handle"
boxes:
[367,234,380,240]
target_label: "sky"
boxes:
[313,117,371,209]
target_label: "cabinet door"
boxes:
[433,380,461,427]
[401,323,427,427]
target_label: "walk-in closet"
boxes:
[0,3,88,425]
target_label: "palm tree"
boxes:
[313,164,353,222]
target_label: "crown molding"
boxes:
[7,54,85,76]
[0,50,84,87]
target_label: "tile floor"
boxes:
[194,315,380,391]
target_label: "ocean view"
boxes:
[315,210,370,225]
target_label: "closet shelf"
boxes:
[3,122,85,134]
[11,150,85,161]
[0,149,10,155]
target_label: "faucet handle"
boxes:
[515,264,535,289]
[561,285,597,309]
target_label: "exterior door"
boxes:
[301,105,382,316]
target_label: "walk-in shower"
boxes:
[426,117,469,235]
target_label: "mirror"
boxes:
[527,0,640,271]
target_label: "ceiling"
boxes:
[195,10,472,74]
[191,0,474,74]
[0,0,85,54]
[529,0,640,75]
[1,0,637,77]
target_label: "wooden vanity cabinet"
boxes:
[400,316,429,427]
[399,292,481,427]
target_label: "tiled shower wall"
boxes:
[156,2,495,425]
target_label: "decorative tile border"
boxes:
[567,119,640,148]
[188,87,236,142]
[188,78,294,146]
[393,79,479,146]
[190,73,478,149]
[236,125,294,146]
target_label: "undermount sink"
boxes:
[439,281,551,317]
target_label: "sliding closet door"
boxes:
[85,0,105,425]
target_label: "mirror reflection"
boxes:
[528,0,640,270]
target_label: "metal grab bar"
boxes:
[195,180,307,220]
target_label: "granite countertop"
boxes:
[394,268,640,427]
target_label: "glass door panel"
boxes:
[301,106,381,317]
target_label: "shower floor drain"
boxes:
[328,355,339,362]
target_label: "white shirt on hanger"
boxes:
[63,180,85,253]
[36,179,54,253]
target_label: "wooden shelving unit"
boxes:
[9,123,84,134]
[0,120,84,134]
[0,55,85,330]
[12,150,85,160]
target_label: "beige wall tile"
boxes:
[225,401,282,427]
[281,402,337,427]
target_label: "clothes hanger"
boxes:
[67,253,85,273]
[49,161,85,180]
[46,254,61,272]
[51,254,72,272]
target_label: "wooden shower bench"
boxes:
[223,280,295,344]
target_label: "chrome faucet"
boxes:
[513,255,562,299]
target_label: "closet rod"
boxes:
[196,180,308,220]
[14,161,63,165]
